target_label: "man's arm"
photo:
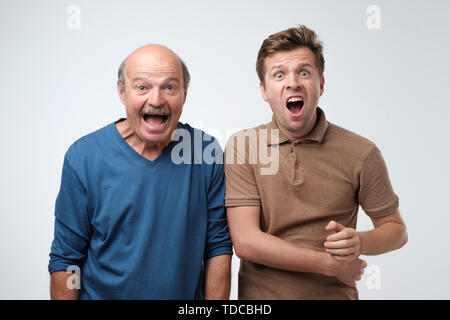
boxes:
[49,154,90,299]
[227,206,367,287]
[204,254,232,300]
[50,271,79,300]
[360,209,408,255]
[324,209,408,260]
[324,145,408,261]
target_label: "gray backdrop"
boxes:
[1,0,449,299]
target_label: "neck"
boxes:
[116,120,170,161]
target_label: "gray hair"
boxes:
[117,51,190,92]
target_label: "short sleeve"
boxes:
[224,132,261,207]
[48,155,91,273]
[359,146,399,218]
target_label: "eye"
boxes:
[275,72,283,79]
[137,85,146,91]
[300,70,309,77]
[166,85,174,91]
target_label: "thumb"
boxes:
[325,220,345,233]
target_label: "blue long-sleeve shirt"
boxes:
[48,120,233,299]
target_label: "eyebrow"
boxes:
[270,62,313,71]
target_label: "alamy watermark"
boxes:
[66,5,81,30]
[365,264,382,290]
[66,265,81,290]
[367,5,381,30]
[170,127,280,175]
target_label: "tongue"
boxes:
[289,104,302,114]
[145,115,165,127]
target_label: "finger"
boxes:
[325,220,335,231]
[330,254,354,262]
[325,248,355,256]
[326,230,354,242]
[324,239,353,249]
[325,220,345,233]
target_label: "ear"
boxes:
[182,88,187,105]
[259,81,268,102]
[117,81,126,105]
[319,76,325,97]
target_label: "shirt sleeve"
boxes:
[204,141,233,260]
[359,146,399,218]
[48,154,91,273]
[224,132,261,207]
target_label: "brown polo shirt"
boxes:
[224,107,399,300]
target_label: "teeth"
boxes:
[140,109,171,117]
[288,97,303,103]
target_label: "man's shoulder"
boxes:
[223,121,275,166]
[327,122,374,144]
[325,121,378,157]
[65,121,114,162]
[176,122,204,138]
[177,122,215,137]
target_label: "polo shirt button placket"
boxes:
[290,141,303,186]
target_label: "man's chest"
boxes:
[254,146,359,228]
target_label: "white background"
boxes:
[1,0,449,299]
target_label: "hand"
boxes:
[324,221,361,262]
[326,255,367,288]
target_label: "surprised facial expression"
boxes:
[118,46,186,146]
[260,47,324,139]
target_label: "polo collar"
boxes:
[267,107,328,145]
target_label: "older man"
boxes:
[224,26,408,299]
[49,45,232,299]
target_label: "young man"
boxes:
[224,26,407,299]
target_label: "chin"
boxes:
[145,133,173,145]
[139,120,177,141]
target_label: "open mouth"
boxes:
[142,114,169,127]
[140,106,171,128]
[286,97,304,115]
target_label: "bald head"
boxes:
[117,44,190,91]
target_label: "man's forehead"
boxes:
[126,61,181,77]
[266,47,316,68]
[125,46,183,79]
[130,75,181,85]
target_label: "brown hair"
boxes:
[256,25,325,84]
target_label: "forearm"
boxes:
[50,271,79,300]
[204,254,232,300]
[358,221,408,256]
[235,229,332,276]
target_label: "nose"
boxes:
[285,72,302,90]
[146,88,165,107]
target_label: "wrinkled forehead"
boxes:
[265,47,317,70]
[125,49,183,82]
